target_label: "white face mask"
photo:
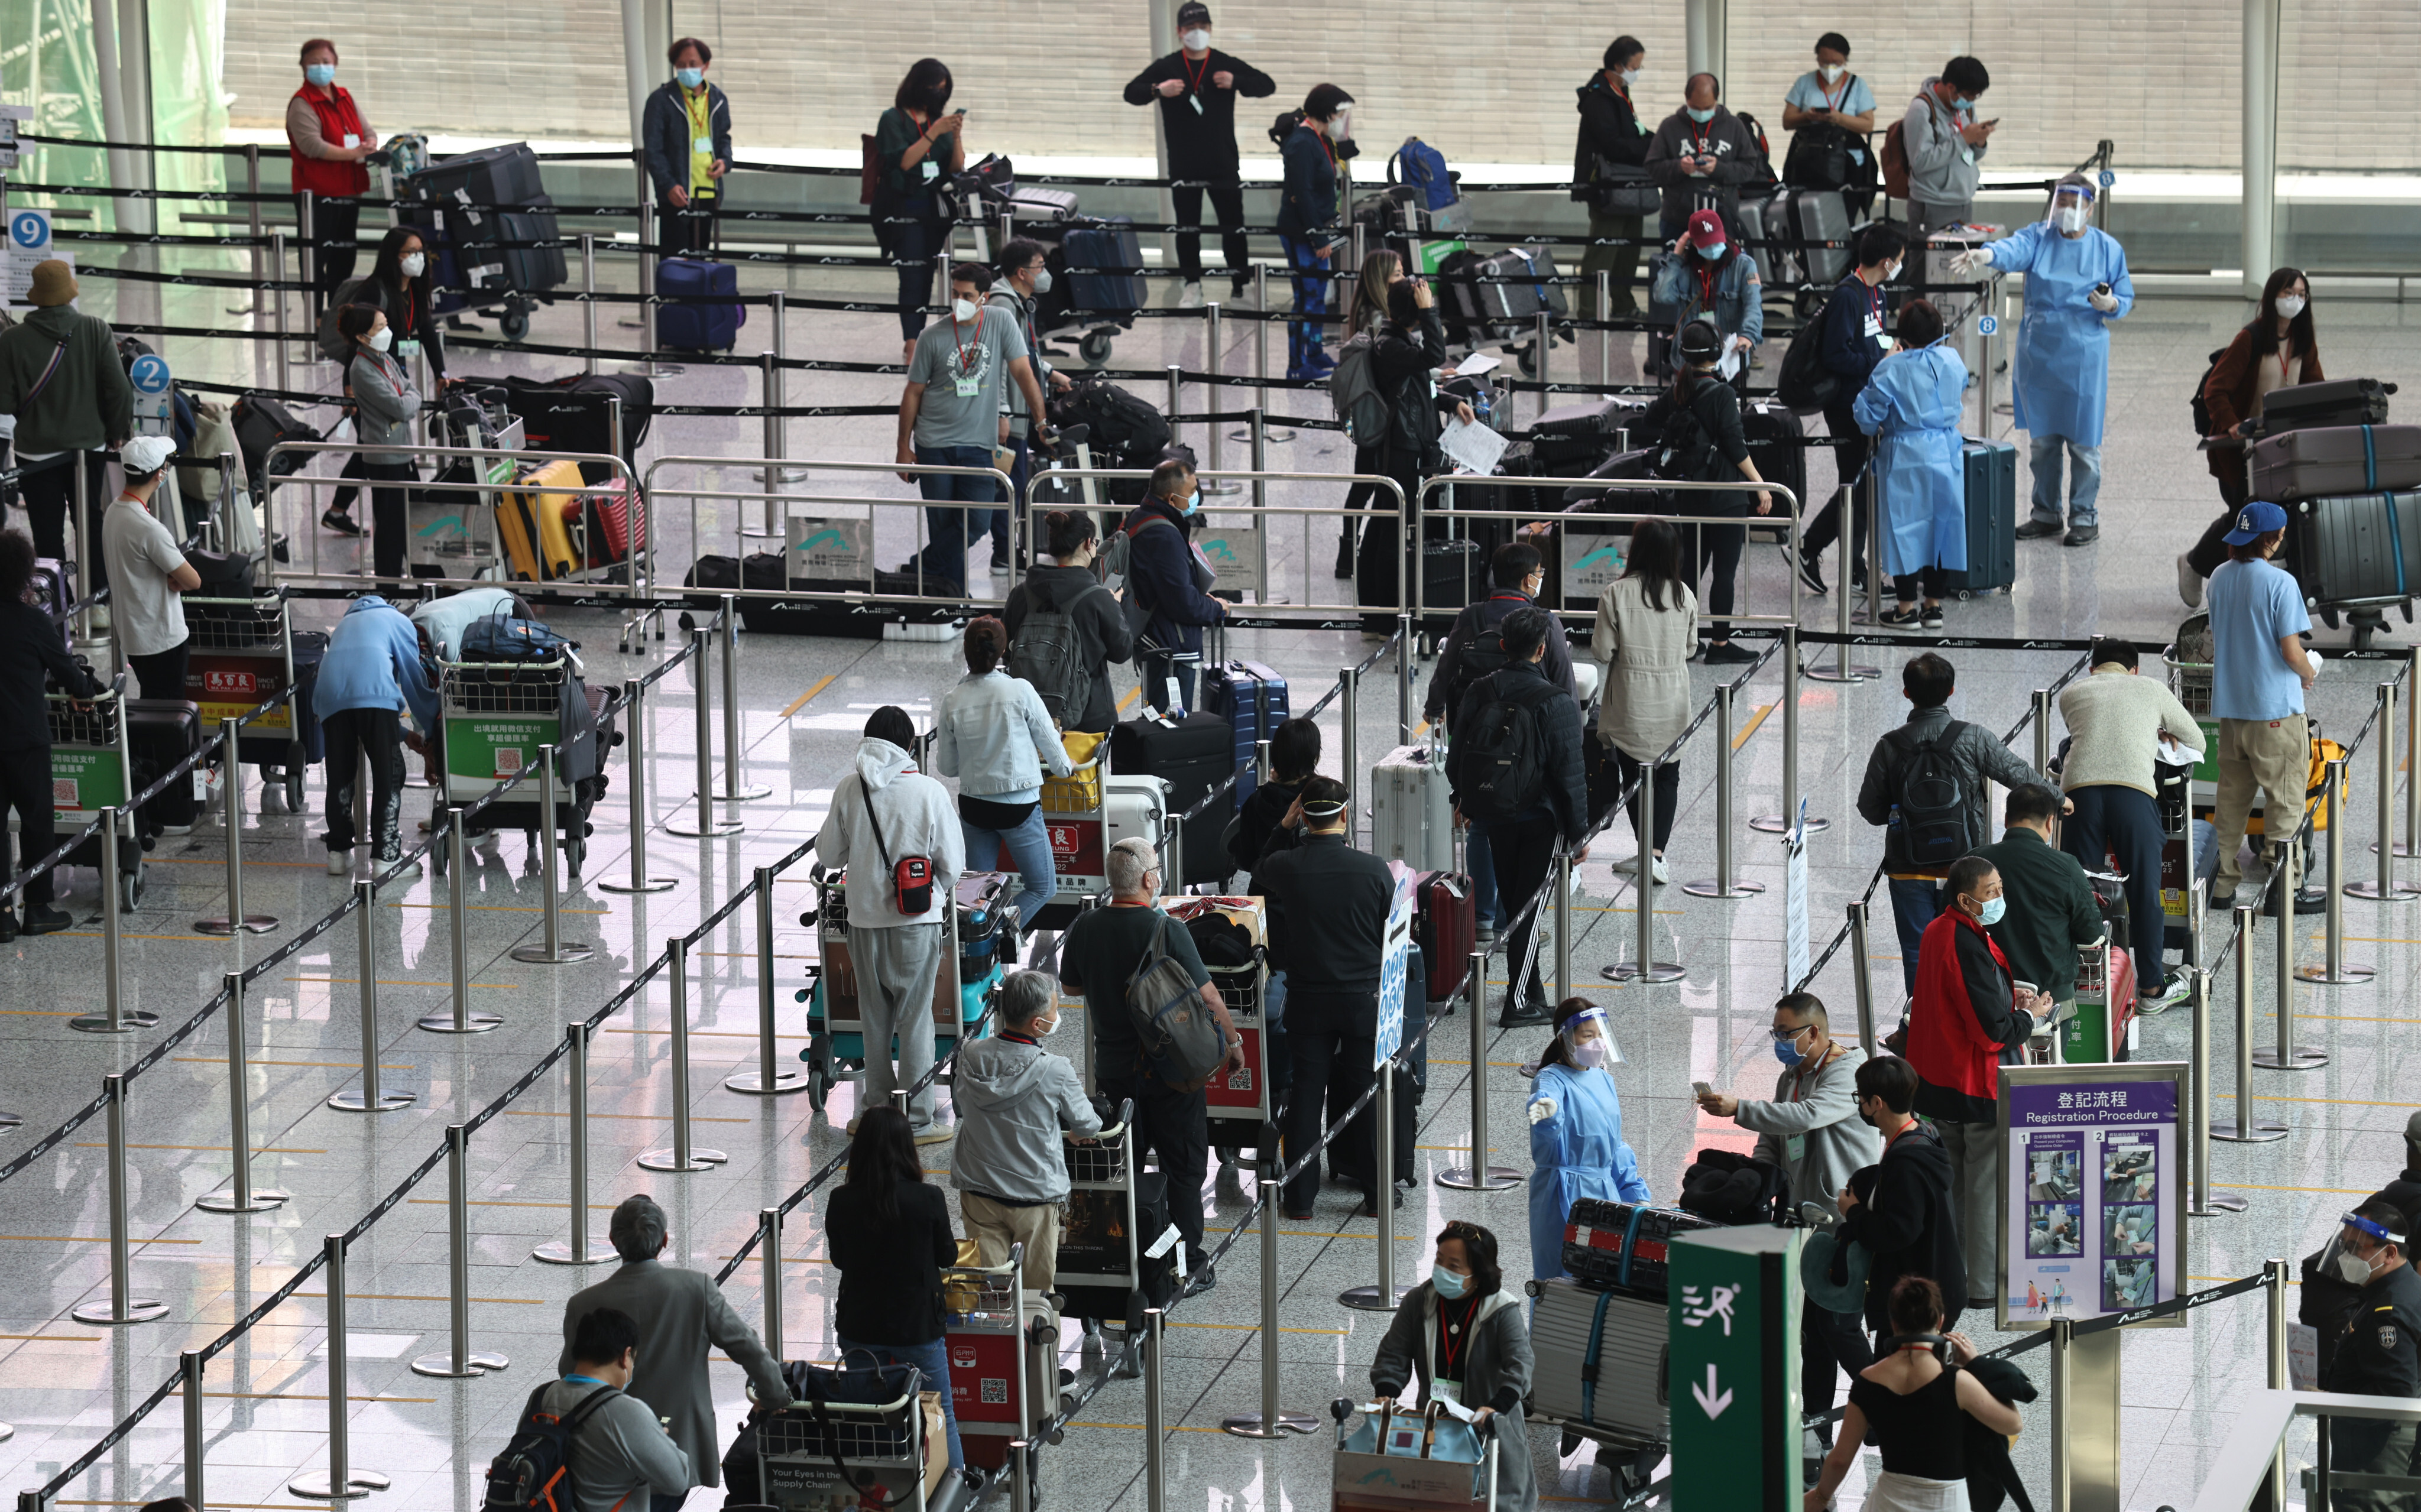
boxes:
[1181,27,1210,50]
[2275,293,2307,320]
[1327,115,1352,141]
[2056,206,2089,235]
[2338,1245,2380,1286]
[367,326,393,353]
[951,297,979,322]
[1820,63,1846,82]
[398,252,426,278]
[1619,67,1640,87]
[1030,267,1053,295]
[1033,1013,1060,1037]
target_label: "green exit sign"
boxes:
[1668,1226,1804,1510]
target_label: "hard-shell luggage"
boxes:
[655,257,745,352]
[30,557,72,628]
[1414,869,1476,1003]
[498,459,583,581]
[412,141,544,207]
[1791,184,1852,287]
[2250,423,2421,502]
[1470,245,1566,338]
[500,374,653,482]
[476,202,565,293]
[1561,1198,1720,1296]
[1198,660,1288,811]
[1741,400,1807,523]
[1111,711,1233,885]
[582,481,646,564]
[2256,377,2394,436]
[1372,744,1455,872]
[1740,190,1800,289]
[1434,247,1490,348]
[1530,399,1630,469]
[1945,436,2018,596]
[1006,186,1079,225]
[2288,492,2421,608]
[127,699,203,832]
[290,630,329,765]
[1062,216,1148,317]
[1527,1276,1671,1442]
[231,393,323,497]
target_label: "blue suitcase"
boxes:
[1946,436,2017,597]
[1062,216,1147,317]
[1200,660,1289,811]
[656,256,745,352]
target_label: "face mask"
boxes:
[1820,64,1846,83]
[1029,267,1053,295]
[367,327,393,353]
[1699,242,1727,261]
[1431,1266,1470,1300]
[1772,1033,1806,1068]
[1328,116,1352,141]
[1883,259,1903,283]
[398,252,426,279]
[1570,1037,1609,1070]
[1952,95,1977,112]
[1972,895,2007,927]
[2056,206,2089,235]
[1686,106,1716,125]
[2338,1247,2379,1286]
[304,63,336,87]
[1033,1014,1060,1037]
[675,66,704,89]
[1184,488,1201,514]
[951,297,979,322]
[2276,294,2307,320]
[1181,28,1210,50]
[1619,68,1641,87]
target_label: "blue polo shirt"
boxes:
[2206,556,2310,721]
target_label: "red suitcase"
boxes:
[1414,870,1476,1003]
[577,481,646,566]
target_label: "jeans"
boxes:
[1171,179,1249,290]
[834,1334,962,1471]
[1280,989,1377,1213]
[1613,748,1680,854]
[959,804,1058,924]
[364,460,415,580]
[890,209,946,342]
[19,453,112,593]
[323,706,406,858]
[0,743,59,909]
[1280,235,1330,374]
[905,443,999,593]
[1492,810,1560,1010]
[2063,784,2166,998]
[1886,874,1944,997]
[2027,433,2102,528]
[128,642,191,705]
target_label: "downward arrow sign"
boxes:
[1690,1363,1733,1420]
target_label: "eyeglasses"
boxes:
[1441,1220,1486,1240]
[1770,1023,1813,1041]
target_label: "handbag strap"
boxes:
[23,335,70,407]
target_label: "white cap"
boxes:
[119,435,176,478]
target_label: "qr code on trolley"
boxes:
[495,748,523,776]
[1226,1068,1253,1092]
[981,1378,1007,1405]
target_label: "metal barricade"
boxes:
[182,594,311,809]
[46,678,145,913]
[754,1380,942,1511]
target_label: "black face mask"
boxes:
[1388,283,1418,326]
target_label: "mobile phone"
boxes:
[1691,1081,1714,1098]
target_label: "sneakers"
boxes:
[1227,284,1256,310]
[321,510,365,537]
[2208,887,2236,910]
[1703,640,1757,666]
[1177,281,1205,310]
[2063,524,2100,546]
[989,544,1012,575]
[2138,972,2192,1014]
[1183,1264,1217,1296]
[1877,605,1925,630]
[326,848,352,875]
[2177,551,2204,609]
[1474,919,1498,945]
[2015,518,2063,541]
[913,1124,955,1146]
[1921,605,1945,630]
[1498,998,1552,1029]
[21,904,73,935]
[376,852,422,885]
[1611,855,1670,885]
[1796,549,1827,595]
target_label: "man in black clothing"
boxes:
[1835,1053,1968,1336]
[1572,35,1652,321]
[2317,1201,2421,1511]
[1797,223,1904,593]
[1003,509,1133,733]
[1257,776,1398,1219]
[0,528,100,941]
[1446,608,1590,1027]
[1124,3,1276,310]
[1058,836,1243,1286]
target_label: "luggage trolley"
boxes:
[45,677,146,913]
[1032,732,1178,930]
[795,870,1010,1112]
[434,656,598,877]
[1159,895,1272,1164]
[183,593,319,810]
[753,1371,967,1512]
[1330,1399,1500,1512]
[1055,1102,1141,1326]
[942,1241,1060,1481]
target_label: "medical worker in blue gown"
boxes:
[1951,171,2134,546]
[1855,298,1970,631]
[1528,997,1650,1281]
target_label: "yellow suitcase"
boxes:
[500,459,582,580]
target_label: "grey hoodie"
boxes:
[1901,77,1985,207]
[814,737,964,930]
[1732,1041,1880,1210]
[951,1034,1101,1205]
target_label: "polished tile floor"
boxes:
[4,252,2417,1510]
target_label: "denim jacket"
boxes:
[935,669,1072,803]
[1652,249,1765,347]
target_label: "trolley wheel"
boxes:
[1077,329,1114,366]
[805,1065,829,1112]
[565,837,585,879]
[499,304,531,342]
[284,767,304,810]
[121,861,143,914]
[431,840,447,879]
[1516,341,1540,378]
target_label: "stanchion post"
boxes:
[1553,851,1574,1002]
[290,1233,390,1500]
[581,233,599,376]
[2354,680,2419,898]
[412,1124,508,1377]
[1166,362,1185,467]
[1222,1148,1317,1436]
[744,351,784,537]
[2033,690,2053,776]
[1849,900,1876,1053]
[197,971,290,1212]
[717,596,770,800]
[1437,949,1521,1190]
[1755,627,1831,830]
[511,747,596,964]
[72,808,157,1033]
[297,191,317,317]
[196,717,277,939]
[272,232,293,399]
[1338,665,1360,848]
[1533,309,1552,424]
[1687,681,1766,899]
[727,871,807,1095]
[242,144,263,317]
[2299,755,2372,983]
[1340,1057,1402,1309]
[1596,270,1613,387]
[419,809,501,1033]
[637,199,658,359]
[72,1075,168,1324]
[2406,645,2421,856]
[643,935,731,1172]
[1143,1307,1167,1512]
[182,1350,206,1508]
[669,627,741,836]
[759,1208,784,1360]
[1249,265,1295,443]
[602,677,676,893]
[330,881,413,1112]
[2255,833,2328,1068]
[1202,303,1239,494]
[2187,891,2247,1211]
[2213,906,2287,1144]
[1808,484,1876,683]
[534,1021,614,1264]
[1398,612,1415,742]
[1608,765,1683,983]
[2264,1258,2290,1509]
[2048,1318,2073,1512]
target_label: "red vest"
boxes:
[1908,907,2012,1103]
[289,87,370,199]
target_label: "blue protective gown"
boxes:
[1527,1060,1651,1280]
[1989,221,2135,447]
[1854,342,1970,581]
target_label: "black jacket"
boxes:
[1639,371,1752,514]
[1259,833,1398,996]
[641,80,733,200]
[0,600,99,752]
[1276,124,1340,238]
[826,1181,955,1346]
[1122,50,1276,180]
[1369,307,1456,473]
[1819,273,1888,388]
[1232,776,1304,875]
[2320,1260,2421,1464]
[1971,828,2104,1003]
[1837,1121,1966,1335]
[1425,589,1579,725]
[1447,659,1590,846]
[1117,495,1225,658]
[1003,564,1133,734]
[1572,74,1651,196]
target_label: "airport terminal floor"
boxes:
[2,252,2419,1512]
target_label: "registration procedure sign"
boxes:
[1996,1062,2187,1331]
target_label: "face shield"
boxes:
[1559,1004,1622,1070]
[2047,180,2096,236]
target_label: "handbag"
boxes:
[1347,1399,1486,1465]
[1589,158,1661,218]
[858,777,935,914]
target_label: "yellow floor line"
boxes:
[290,976,519,990]
[1732,702,1776,751]
[1117,685,1141,712]
[0,1333,95,1342]
[782,674,839,719]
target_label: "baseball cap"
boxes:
[1683,209,1729,249]
[1177,2,1212,25]
[119,435,177,478]
[2220,500,2288,544]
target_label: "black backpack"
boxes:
[485,1383,620,1512]
[1776,293,1842,413]
[1268,109,1308,147]
[1439,613,1517,735]
[1009,583,1111,726]
[1651,378,1725,482]
[2189,342,2231,436]
[1882,721,1979,870]
[1457,672,1557,824]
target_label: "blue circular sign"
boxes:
[2098,169,2116,189]
[128,353,171,394]
[1978,314,2000,336]
[9,211,46,249]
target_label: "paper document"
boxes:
[1444,352,1500,378]
[1717,346,1745,381]
[1440,417,1508,476]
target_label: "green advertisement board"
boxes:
[50,747,124,814]
[447,716,553,784]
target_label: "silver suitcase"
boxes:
[1371,743,1454,872]
[1525,1276,1669,1444]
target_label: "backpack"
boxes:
[1732,113,1778,189]
[1389,138,1457,211]
[1332,333,1391,446]
[1438,609,1517,733]
[1456,672,1558,825]
[1775,293,1842,412]
[1879,118,1911,200]
[315,277,368,362]
[2189,342,2232,436]
[484,1383,620,1512]
[1123,912,1229,1091]
[1651,378,1725,482]
[1008,584,1110,725]
[1268,109,1308,148]
[1882,720,1979,869]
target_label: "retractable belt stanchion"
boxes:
[1533,310,1552,424]
[412,1124,508,1378]
[1849,900,1876,1053]
[1221,1148,1317,1436]
[1340,1053,1404,1310]
[1438,949,1521,1190]
[717,595,771,801]
[602,677,676,894]
[581,233,599,376]
[1608,771,1683,984]
[72,1075,168,1324]
[297,192,316,318]
[2264,1258,2291,1510]
[2187,885,2245,1212]
[330,880,413,1112]
[1398,612,1415,740]
[2255,836,2328,1068]
[1167,364,1185,470]
[2299,755,2371,983]
[1754,626,1830,830]
[743,348,786,537]
[196,718,277,939]
[72,808,156,1033]
[1338,664,1360,848]
[419,809,502,1033]
[1202,304,1240,494]
[1143,1306,1168,1512]
[1686,682,1765,899]
[759,1207,785,1359]
[289,1233,390,1500]
[2213,906,2287,1144]
[727,871,806,1094]
[181,1351,206,1509]
[197,971,290,1212]
[1597,271,1613,387]
[239,143,263,317]
[532,1021,614,1264]
[2047,1318,2073,1512]
[1249,265,1294,442]
[2033,690,2054,776]
[511,746,595,964]
[1553,852,1574,1002]
[641,935,730,1172]
[273,232,293,400]
[2403,645,2421,857]
[2352,681,2419,899]
[670,626,743,836]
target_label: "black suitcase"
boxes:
[2289,492,2421,607]
[490,203,566,293]
[1561,1199,1721,1296]
[2257,378,2394,437]
[1062,216,1148,319]
[413,141,545,207]
[1741,399,1808,525]
[501,374,653,482]
[1945,437,2018,596]
[127,698,203,831]
[231,393,323,497]
[1113,710,1234,884]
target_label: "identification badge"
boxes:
[1786,1133,1807,1163]
[1189,94,1204,115]
[394,338,422,359]
[342,132,360,150]
[1962,145,1977,166]
[693,134,714,154]
[1431,1380,1462,1406]
[921,160,939,182]
[955,375,981,397]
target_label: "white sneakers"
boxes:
[1176,281,1205,309]
[1610,854,1670,885]
[326,849,351,875]
[2177,551,2203,609]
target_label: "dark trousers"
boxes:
[299,194,363,310]
[1577,208,1644,320]
[902,442,997,592]
[1614,748,1680,854]
[1492,810,1560,1008]
[128,642,190,704]
[1685,515,1748,640]
[20,453,113,593]
[1893,566,1950,604]
[1102,1073,1210,1265]
[1280,234,1330,372]
[2065,783,2166,998]
[1281,989,1378,1212]
[1801,1303,1873,1450]
[658,192,717,257]
[364,460,415,580]
[328,451,367,517]
[1172,179,1249,290]
[1887,874,1944,996]
[0,743,59,909]
[1801,402,1872,562]
[323,705,406,858]
[892,212,945,342]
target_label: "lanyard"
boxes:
[952,306,983,374]
[1315,131,1338,174]
[1181,50,1213,95]
[1817,74,1853,112]
[1437,1296,1479,1374]
[1686,119,1715,155]
[1882,1119,1921,1153]
[563,1373,606,1386]
[1002,1032,1039,1047]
